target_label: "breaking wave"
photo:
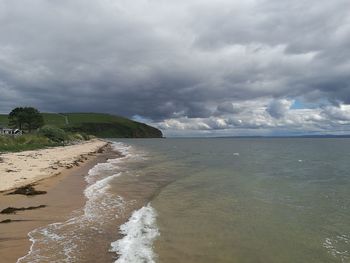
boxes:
[110,204,159,263]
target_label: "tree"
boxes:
[8,107,25,130]
[8,107,44,132]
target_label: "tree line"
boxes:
[8,107,44,132]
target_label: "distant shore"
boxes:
[0,139,118,262]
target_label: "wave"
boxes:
[110,204,159,263]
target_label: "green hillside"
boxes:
[0,114,8,126]
[1,112,163,138]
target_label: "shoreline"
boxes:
[0,140,119,262]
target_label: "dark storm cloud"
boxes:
[216,102,242,114]
[1,0,350,135]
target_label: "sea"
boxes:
[17,138,350,263]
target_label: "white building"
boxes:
[0,127,23,136]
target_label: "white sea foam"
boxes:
[17,220,81,263]
[112,142,132,157]
[84,172,124,221]
[17,141,134,263]
[323,234,350,262]
[110,204,159,263]
[86,162,116,183]
[86,143,130,184]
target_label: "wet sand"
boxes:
[0,145,116,263]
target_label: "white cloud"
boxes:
[322,105,350,121]
[156,101,350,136]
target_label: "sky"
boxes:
[1,0,350,137]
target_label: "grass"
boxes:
[0,134,61,152]
[42,113,67,127]
[0,114,8,126]
[40,112,134,127]
[64,113,125,124]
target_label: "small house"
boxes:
[0,126,23,136]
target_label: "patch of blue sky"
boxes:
[291,99,330,110]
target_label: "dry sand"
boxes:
[0,141,118,263]
[0,139,108,192]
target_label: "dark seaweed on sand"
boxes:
[7,185,47,196]
[1,205,46,214]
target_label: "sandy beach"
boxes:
[0,139,117,262]
[0,139,108,192]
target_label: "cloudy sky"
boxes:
[1,0,350,136]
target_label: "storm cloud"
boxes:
[1,0,350,136]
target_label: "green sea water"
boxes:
[118,138,350,263]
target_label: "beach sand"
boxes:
[0,139,108,192]
[0,140,116,262]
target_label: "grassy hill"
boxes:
[0,112,163,138]
[0,114,8,126]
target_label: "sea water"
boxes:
[18,139,350,263]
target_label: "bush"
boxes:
[80,132,93,140]
[66,133,82,141]
[66,133,87,141]
[39,125,68,143]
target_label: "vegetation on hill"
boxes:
[0,110,162,152]
[37,112,162,138]
[61,113,162,138]
[0,114,8,125]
